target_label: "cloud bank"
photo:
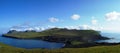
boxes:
[105,11,120,21]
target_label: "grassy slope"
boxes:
[0,42,120,53]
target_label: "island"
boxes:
[2,28,109,48]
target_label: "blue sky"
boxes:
[1,0,120,32]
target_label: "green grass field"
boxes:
[1,42,120,53]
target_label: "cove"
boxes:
[0,33,64,49]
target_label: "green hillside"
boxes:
[0,42,120,53]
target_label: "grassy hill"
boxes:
[0,42,120,53]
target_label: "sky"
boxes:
[1,0,120,32]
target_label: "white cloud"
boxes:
[47,25,57,28]
[81,25,91,30]
[10,24,46,31]
[49,17,59,23]
[25,28,34,31]
[65,25,92,30]
[34,27,41,31]
[65,26,79,30]
[92,19,98,25]
[71,14,80,20]
[78,25,103,31]
[90,26,99,30]
[105,11,120,21]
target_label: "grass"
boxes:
[3,31,48,39]
[71,41,84,45]
[1,42,120,53]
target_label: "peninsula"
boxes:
[2,28,108,48]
